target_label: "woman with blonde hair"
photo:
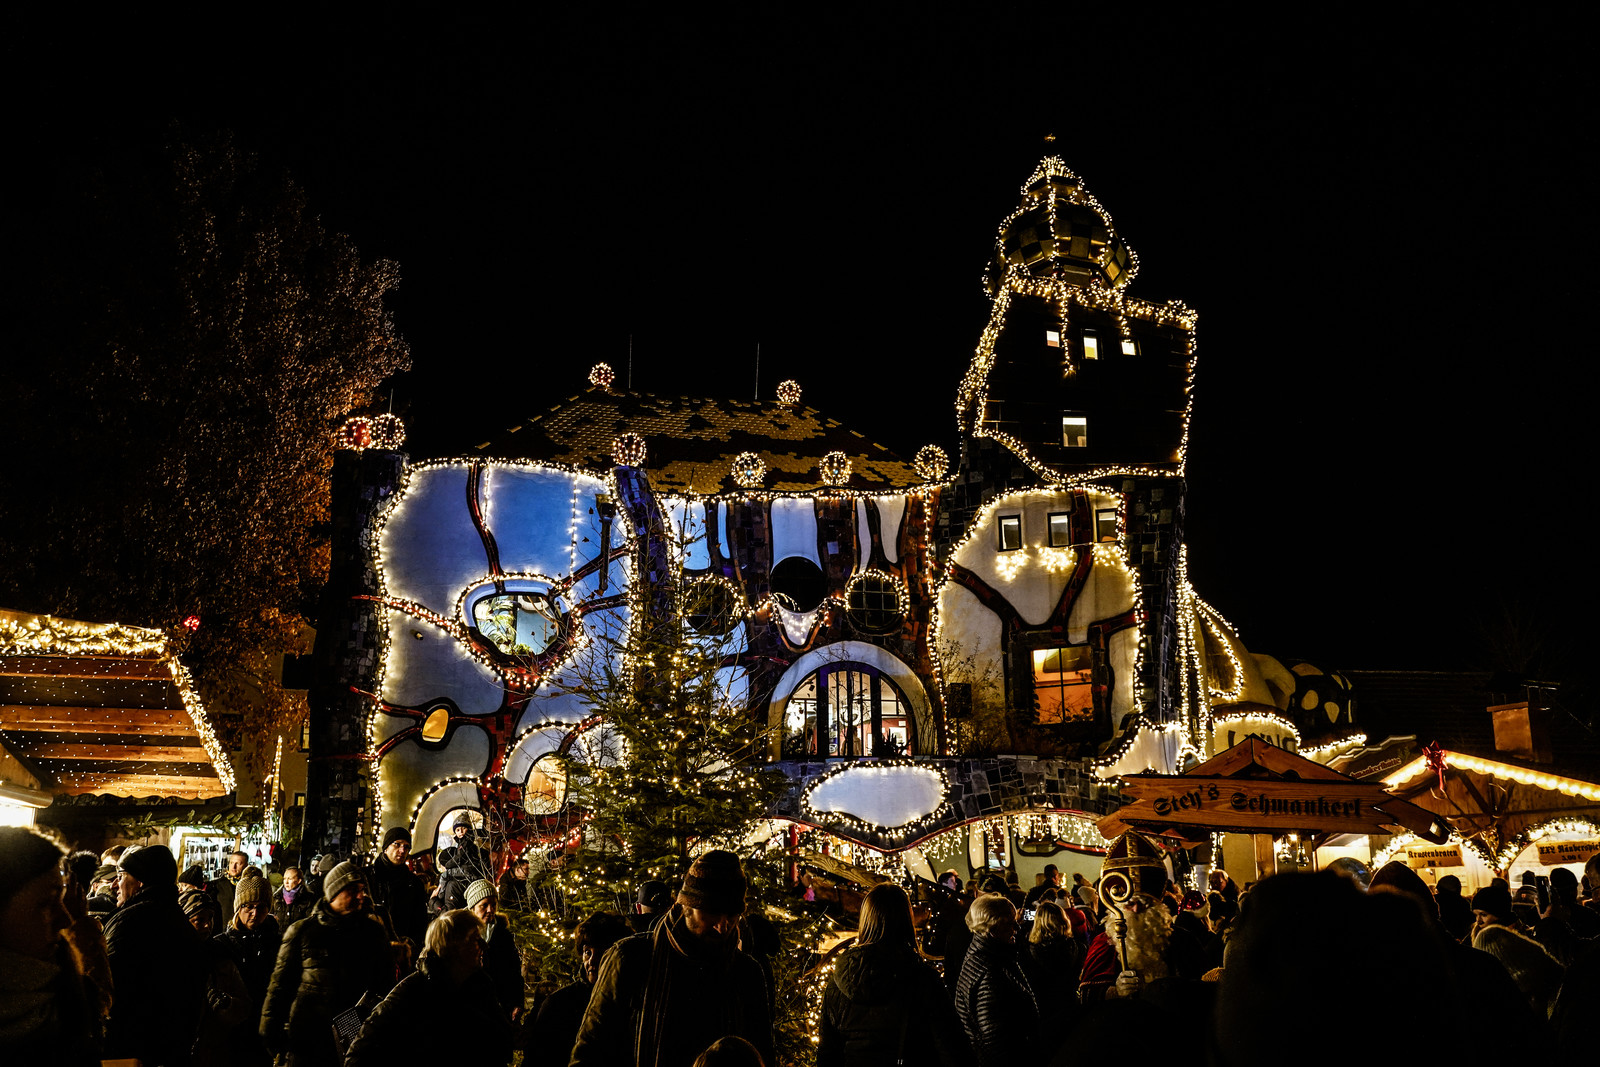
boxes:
[819,883,969,1066]
[1022,901,1082,1018]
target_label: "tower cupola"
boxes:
[982,152,1138,297]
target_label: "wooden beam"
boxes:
[0,707,198,736]
[21,743,207,762]
[0,656,171,680]
[50,773,227,798]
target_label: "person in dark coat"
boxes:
[435,811,494,913]
[181,888,252,1067]
[1021,901,1083,1014]
[344,909,515,1067]
[368,827,429,957]
[956,893,1039,1067]
[208,850,247,921]
[465,879,526,1020]
[271,865,316,929]
[940,874,1006,995]
[497,852,532,910]
[570,850,774,1067]
[217,875,281,1067]
[0,826,104,1067]
[260,860,397,1067]
[1434,874,1473,941]
[820,883,969,1067]
[529,909,631,1064]
[101,843,208,1067]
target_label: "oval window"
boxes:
[420,706,450,742]
[846,573,903,635]
[470,587,563,657]
[769,556,826,613]
[523,754,568,815]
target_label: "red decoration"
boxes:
[1422,741,1447,791]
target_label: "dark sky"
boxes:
[9,8,1595,680]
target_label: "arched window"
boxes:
[782,663,916,758]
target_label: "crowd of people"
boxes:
[3,819,1597,1066]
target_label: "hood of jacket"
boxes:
[830,940,924,1004]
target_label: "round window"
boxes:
[846,574,903,634]
[684,579,740,636]
[769,556,826,613]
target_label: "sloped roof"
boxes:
[0,610,234,800]
[470,387,922,494]
[1346,669,1600,784]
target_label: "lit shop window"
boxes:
[1048,512,1071,548]
[998,515,1022,551]
[1046,328,1061,348]
[1033,646,1095,724]
[1082,334,1100,360]
[1121,339,1138,356]
[783,664,916,758]
[1095,507,1119,543]
[1062,415,1088,448]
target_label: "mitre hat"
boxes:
[1100,831,1168,896]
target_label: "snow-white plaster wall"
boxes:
[381,465,489,612]
[381,726,492,836]
[771,498,819,566]
[380,613,505,715]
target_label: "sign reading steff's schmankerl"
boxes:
[1113,775,1408,835]
[1536,839,1600,866]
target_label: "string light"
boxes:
[775,379,802,406]
[731,451,766,488]
[589,363,615,388]
[913,444,948,481]
[819,451,851,486]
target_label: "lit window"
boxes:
[1045,328,1061,348]
[293,793,305,807]
[472,591,562,657]
[1121,339,1138,356]
[998,515,1022,551]
[1047,512,1071,547]
[1033,646,1095,724]
[1095,507,1118,542]
[299,719,311,752]
[1062,415,1088,448]
[1082,334,1099,360]
[421,706,449,742]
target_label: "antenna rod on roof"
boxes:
[628,335,633,391]
[754,343,760,400]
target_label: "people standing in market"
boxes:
[261,860,397,1067]
[1021,900,1082,1014]
[497,851,532,910]
[629,878,672,932]
[215,874,280,1067]
[465,879,526,1021]
[955,892,1038,1067]
[181,888,252,1067]
[343,909,516,1067]
[1024,864,1062,908]
[208,849,247,919]
[435,811,495,913]
[819,882,969,1067]
[368,827,429,962]
[939,874,1005,995]
[529,908,630,1062]
[570,849,774,1067]
[272,865,316,929]
[1076,832,1205,1003]
[0,826,107,1066]
[101,843,207,1067]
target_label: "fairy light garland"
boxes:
[731,451,766,488]
[775,380,802,406]
[589,363,615,388]
[1383,750,1600,803]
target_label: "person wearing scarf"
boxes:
[570,850,774,1067]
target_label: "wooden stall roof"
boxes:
[470,386,923,494]
[0,610,234,800]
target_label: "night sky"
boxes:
[9,9,1594,684]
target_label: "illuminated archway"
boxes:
[765,642,932,759]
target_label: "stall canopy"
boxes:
[1100,737,1450,845]
[0,610,235,800]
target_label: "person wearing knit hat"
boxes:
[179,863,209,892]
[1474,923,1565,1017]
[436,810,494,912]
[570,850,774,1067]
[463,880,525,1021]
[370,825,428,959]
[261,859,396,1065]
[218,873,282,1066]
[102,845,208,1065]
[1471,883,1517,936]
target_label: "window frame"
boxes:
[997,514,1023,551]
[1062,413,1088,448]
[1047,511,1072,548]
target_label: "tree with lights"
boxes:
[0,129,411,785]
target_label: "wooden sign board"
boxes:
[1536,839,1600,867]
[1406,845,1463,869]
[1114,775,1402,837]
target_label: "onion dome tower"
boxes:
[955,143,1196,479]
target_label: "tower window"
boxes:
[1045,328,1061,348]
[1047,512,1071,547]
[1121,339,1138,356]
[1062,415,1088,448]
[1033,646,1095,724]
[1095,507,1119,542]
[1082,334,1100,360]
[998,515,1022,551]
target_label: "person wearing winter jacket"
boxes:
[271,866,316,930]
[819,883,969,1067]
[216,875,281,1067]
[344,909,515,1067]
[180,888,252,1067]
[101,844,207,1067]
[260,861,396,1067]
[955,894,1039,1067]
[465,879,526,1020]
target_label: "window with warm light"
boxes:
[1045,328,1061,347]
[1047,512,1071,547]
[421,706,450,742]
[1033,646,1095,724]
[1121,338,1138,356]
[1095,507,1119,543]
[1062,415,1088,448]
[998,515,1022,551]
[1082,334,1099,360]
